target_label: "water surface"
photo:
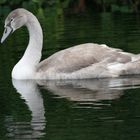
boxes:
[0,12,140,139]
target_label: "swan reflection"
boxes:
[37,77,140,102]
[9,77,140,138]
[11,79,46,139]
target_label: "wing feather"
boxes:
[37,43,132,73]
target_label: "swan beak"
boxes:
[1,26,13,43]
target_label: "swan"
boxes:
[1,8,140,79]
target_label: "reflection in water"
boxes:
[5,77,140,139]
[5,80,46,139]
[37,77,140,102]
[38,77,140,140]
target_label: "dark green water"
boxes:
[1,12,140,139]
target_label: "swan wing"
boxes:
[37,43,133,74]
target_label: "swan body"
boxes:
[1,8,140,79]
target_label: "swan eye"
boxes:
[10,18,14,22]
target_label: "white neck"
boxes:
[12,13,43,79]
[24,14,43,65]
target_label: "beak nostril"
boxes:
[5,28,7,33]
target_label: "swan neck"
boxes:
[23,13,43,65]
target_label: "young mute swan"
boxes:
[1,8,140,79]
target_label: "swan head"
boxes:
[1,8,28,43]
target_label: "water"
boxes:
[0,12,140,139]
